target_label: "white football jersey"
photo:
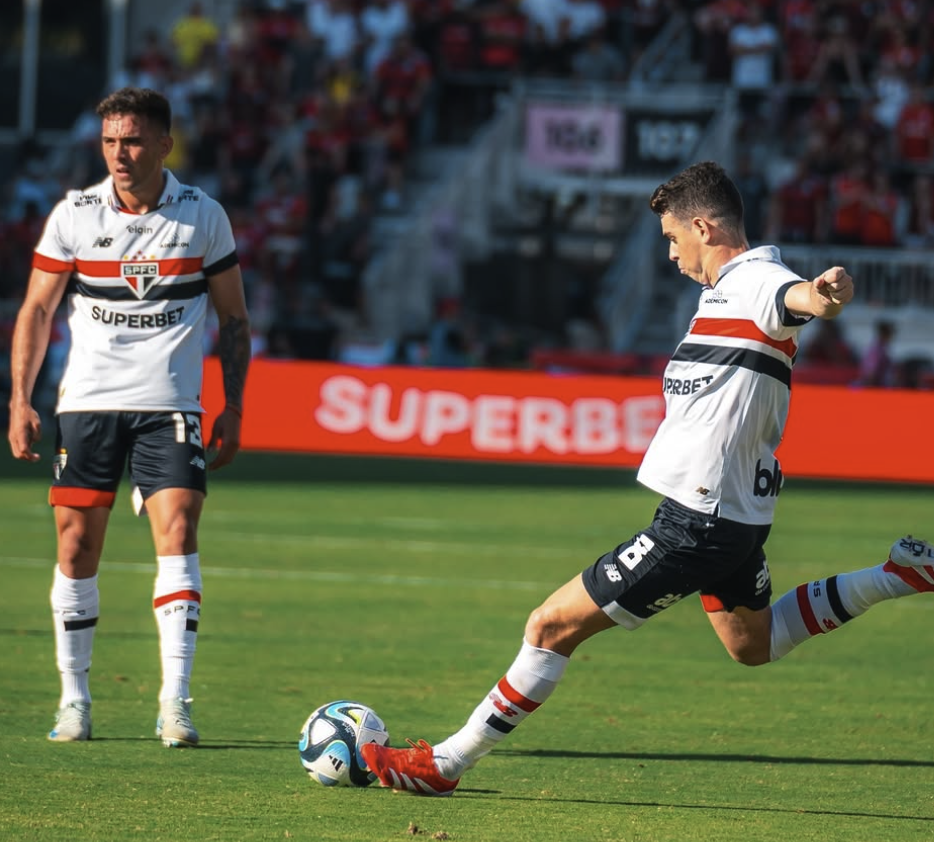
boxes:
[33,171,238,413]
[637,246,812,525]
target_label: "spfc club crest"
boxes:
[121,260,159,298]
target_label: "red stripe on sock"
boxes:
[496,677,541,713]
[153,589,202,608]
[795,583,823,637]
[883,560,934,593]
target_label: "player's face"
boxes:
[100,113,172,201]
[659,212,705,285]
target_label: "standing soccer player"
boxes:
[361,160,933,795]
[7,87,251,746]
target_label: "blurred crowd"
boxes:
[692,0,934,248]
[1,0,933,393]
[0,0,642,375]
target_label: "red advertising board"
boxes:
[203,359,934,483]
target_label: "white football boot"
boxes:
[48,701,92,742]
[156,698,200,747]
[886,536,934,592]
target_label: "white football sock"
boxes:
[770,565,916,661]
[433,639,569,779]
[153,554,202,701]
[50,566,98,706]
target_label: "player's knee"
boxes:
[154,512,198,553]
[724,639,770,667]
[56,526,102,575]
[524,602,565,650]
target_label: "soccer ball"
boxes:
[298,700,390,787]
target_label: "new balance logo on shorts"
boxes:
[189,456,206,470]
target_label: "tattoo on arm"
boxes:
[218,315,251,409]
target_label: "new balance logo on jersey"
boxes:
[753,459,783,497]
[92,237,113,248]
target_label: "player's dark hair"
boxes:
[96,87,172,135]
[649,161,745,237]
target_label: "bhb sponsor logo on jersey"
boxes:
[753,458,783,498]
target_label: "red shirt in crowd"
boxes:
[829,169,869,242]
[895,98,934,164]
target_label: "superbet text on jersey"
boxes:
[33,172,238,413]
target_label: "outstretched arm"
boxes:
[784,265,854,320]
[206,265,251,470]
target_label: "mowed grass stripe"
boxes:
[0,555,550,591]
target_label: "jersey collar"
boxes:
[717,245,782,283]
[107,169,181,213]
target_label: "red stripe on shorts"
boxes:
[49,487,115,508]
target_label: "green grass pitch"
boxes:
[1,456,932,841]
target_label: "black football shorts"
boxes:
[50,410,207,509]
[581,497,773,629]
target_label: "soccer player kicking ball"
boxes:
[7,87,250,746]
[361,161,933,796]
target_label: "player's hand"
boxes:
[206,406,242,471]
[8,401,42,462]
[813,266,854,306]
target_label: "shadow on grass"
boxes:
[474,790,934,822]
[480,748,934,821]
[87,738,296,749]
[499,748,934,769]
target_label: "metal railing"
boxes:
[360,103,519,341]
[779,246,934,309]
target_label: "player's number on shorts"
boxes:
[617,534,656,571]
[172,412,203,447]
